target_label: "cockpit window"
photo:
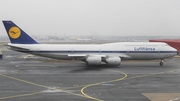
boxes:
[165,44,168,46]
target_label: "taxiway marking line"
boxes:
[0,74,94,100]
[79,69,180,101]
[0,68,178,100]
[62,69,180,91]
[81,71,127,101]
[64,69,172,90]
[124,69,178,80]
[0,74,51,89]
[170,97,180,101]
[62,70,127,90]
[0,92,42,100]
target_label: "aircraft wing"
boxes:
[67,54,131,60]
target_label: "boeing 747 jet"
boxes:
[2,21,178,66]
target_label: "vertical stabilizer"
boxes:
[2,21,38,44]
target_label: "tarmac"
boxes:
[0,50,180,101]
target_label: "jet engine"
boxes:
[86,56,101,65]
[105,57,121,66]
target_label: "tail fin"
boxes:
[2,21,38,44]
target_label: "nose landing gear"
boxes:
[159,60,163,66]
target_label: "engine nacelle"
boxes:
[86,56,101,65]
[105,57,121,66]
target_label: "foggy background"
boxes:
[0,0,180,37]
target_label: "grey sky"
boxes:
[0,0,180,36]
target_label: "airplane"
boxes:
[2,20,178,66]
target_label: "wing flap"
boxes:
[68,54,87,57]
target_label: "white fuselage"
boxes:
[7,42,177,60]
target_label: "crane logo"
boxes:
[8,27,21,39]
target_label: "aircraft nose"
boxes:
[174,49,179,55]
[172,48,178,55]
[174,48,179,54]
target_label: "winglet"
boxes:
[2,21,38,44]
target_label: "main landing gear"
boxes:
[159,59,163,66]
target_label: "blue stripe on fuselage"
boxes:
[16,50,178,54]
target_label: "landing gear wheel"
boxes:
[159,62,163,66]
[159,59,164,66]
